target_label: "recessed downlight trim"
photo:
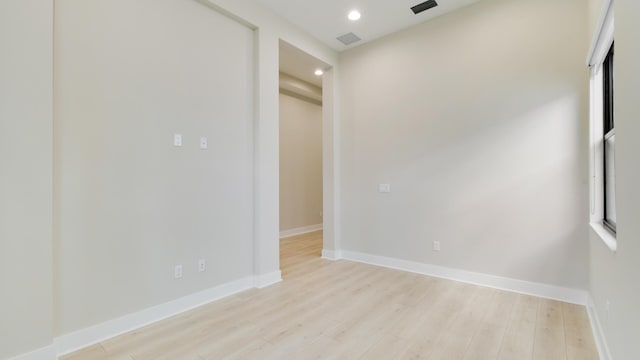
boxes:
[348,10,361,21]
[314,69,324,76]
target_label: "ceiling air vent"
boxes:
[411,0,438,15]
[336,32,362,46]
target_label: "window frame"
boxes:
[587,0,616,252]
[602,43,616,233]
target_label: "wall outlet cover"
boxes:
[433,241,441,252]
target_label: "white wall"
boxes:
[54,0,254,335]
[201,0,339,277]
[279,93,323,232]
[339,0,589,289]
[1,0,339,357]
[588,0,640,358]
[0,1,54,358]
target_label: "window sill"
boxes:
[590,222,617,253]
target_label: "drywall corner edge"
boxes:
[587,295,613,360]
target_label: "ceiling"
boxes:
[279,40,328,87]
[256,0,484,51]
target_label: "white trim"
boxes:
[338,250,588,305]
[587,0,614,67]
[590,67,604,220]
[321,249,342,261]
[7,345,55,360]
[253,270,282,289]
[587,0,617,253]
[54,276,255,357]
[279,223,323,238]
[590,222,617,252]
[587,296,613,360]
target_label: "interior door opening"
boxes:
[278,40,329,278]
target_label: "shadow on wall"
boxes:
[349,91,588,289]
[339,0,589,289]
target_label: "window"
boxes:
[588,1,615,250]
[602,43,616,232]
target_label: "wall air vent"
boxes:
[336,32,362,46]
[411,0,438,15]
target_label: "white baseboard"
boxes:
[8,345,56,360]
[321,249,342,261]
[11,250,604,360]
[587,296,612,360]
[254,270,282,289]
[337,250,589,305]
[54,276,255,357]
[279,224,323,238]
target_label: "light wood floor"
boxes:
[63,230,598,360]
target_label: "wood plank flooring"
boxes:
[63,230,598,359]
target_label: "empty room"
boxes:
[1,0,638,359]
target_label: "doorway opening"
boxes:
[278,40,329,279]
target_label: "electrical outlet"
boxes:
[198,259,206,272]
[174,265,183,279]
[433,241,441,252]
[200,137,208,149]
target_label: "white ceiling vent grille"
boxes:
[336,32,362,46]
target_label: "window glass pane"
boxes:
[602,42,615,231]
[604,132,616,227]
[603,44,614,133]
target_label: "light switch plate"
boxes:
[174,134,182,147]
[378,184,391,193]
[200,137,208,149]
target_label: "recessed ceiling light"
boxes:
[348,10,361,21]
[315,69,324,76]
